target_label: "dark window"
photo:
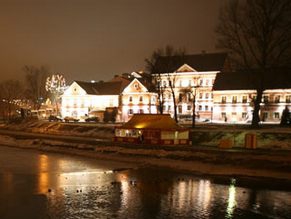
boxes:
[139,96,143,102]
[274,96,280,103]
[128,109,133,114]
[178,105,182,113]
[274,112,280,119]
[232,96,237,103]
[129,96,133,102]
[263,96,269,103]
[242,112,247,119]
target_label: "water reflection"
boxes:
[226,179,236,219]
[1,147,291,219]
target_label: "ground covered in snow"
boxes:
[1,119,291,181]
[0,119,116,139]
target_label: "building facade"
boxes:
[212,70,291,123]
[61,77,157,122]
[152,52,229,121]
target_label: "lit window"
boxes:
[286,95,291,103]
[232,96,237,103]
[274,95,280,103]
[199,93,203,99]
[242,96,247,103]
[221,96,226,103]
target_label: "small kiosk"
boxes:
[114,114,189,145]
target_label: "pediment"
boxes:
[122,78,148,93]
[64,82,87,95]
[176,64,196,72]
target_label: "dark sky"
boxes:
[0,0,222,83]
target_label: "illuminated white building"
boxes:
[61,80,124,119]
[120,78,158,122]
[212,70,291,123]
[61,77,157,122]
[152,52,230,121]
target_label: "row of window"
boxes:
[163,105,212,112]
[128,109,144,115]
[161,78,214,88]
[221,112,281,119]
[221,95,291,104]
[128,96,156,103]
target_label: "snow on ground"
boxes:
[1,133,291,182]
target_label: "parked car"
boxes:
[64,116,79,122]
[85,117,100,122]
[48,115,62,122]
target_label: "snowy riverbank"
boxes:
[1,120,291,149]
[1,132,291,182]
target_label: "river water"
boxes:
[0,146,290,219]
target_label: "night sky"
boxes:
[0,0,222,83]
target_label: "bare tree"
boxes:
[167,73,178,122]
[180,77,200,128]
[216,0,291,128]
[145,45,186,115]
[0,80,23,121]
[23,65,49,110]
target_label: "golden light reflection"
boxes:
[37,154,49,194]
[177,181,186,209]
[197,179,212,210]
[226,180,237,219]
[38,172,49,194]
[117,173,130,207]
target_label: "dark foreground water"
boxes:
[0,146,290,219]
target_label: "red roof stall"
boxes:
[114,114,189,145]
